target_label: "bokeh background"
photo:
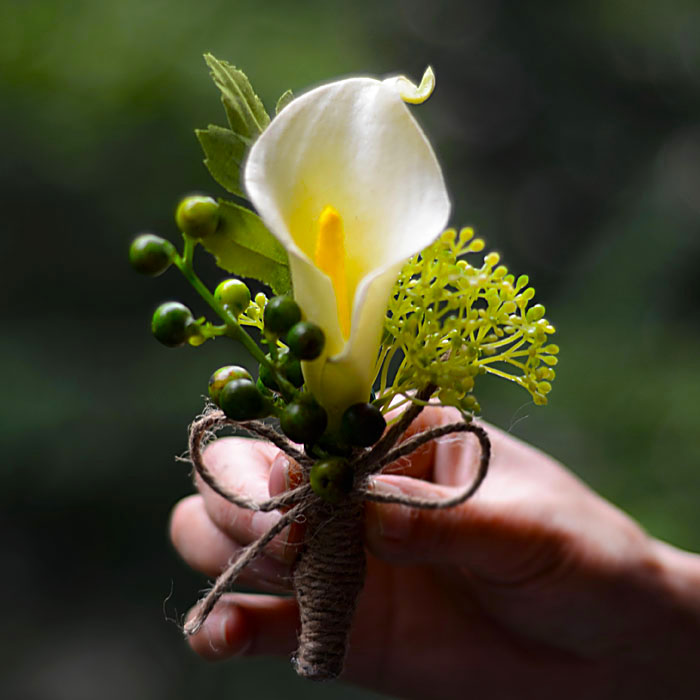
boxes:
[2,0,699,698]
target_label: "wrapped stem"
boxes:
[184,402,491,681]
[292,495,366,680]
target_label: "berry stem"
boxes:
[173,249,298,401]
[181,233,197,268]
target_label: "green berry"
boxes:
[151,301,196,347]
[219,379,268,421]
[280,397,327,444]
[340,402,386,447]
[286,321,325,360]
[284,355,304,387]
[214,279,251,316]
[309,458,354,503]
[258,349,305,392]
[208,365,253,405]
[264,295,301,336]
[175,195,220,238]
[258,357,279,392]
[129,234,175,276]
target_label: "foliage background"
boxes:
[2,1,699,698]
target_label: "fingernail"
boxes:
[369,478,412,541]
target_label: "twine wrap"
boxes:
[182,392,491,681]
[292,495,366,679]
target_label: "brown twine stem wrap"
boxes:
[292,495,366,680]
[182,392,491,681]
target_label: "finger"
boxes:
[364,473,570,584]
[187,593,299,661]
[170,495,293,593]
[268,453,307,558]
[195,437,292,563]
[377,403,470,481]
[267,452,303,497]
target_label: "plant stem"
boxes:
[174,245,297,401]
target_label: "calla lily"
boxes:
[244,70,450,420]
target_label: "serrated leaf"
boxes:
[204,53,270,140]
[276,89,294,114]
[195,125,247,197]
[200,200,291,295]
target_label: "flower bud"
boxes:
[208,365,254,405]
[219,379,269,421]
[214,279,251,316]
[151,302,196,347]
[285,321,325,360]
[175,195,220,238]
[309,458,354,503]
[280,396,327,444]
[264,295,301,336]
[340,402,386,447]
[129,234,175,276]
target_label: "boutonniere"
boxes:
[129,55,558,680]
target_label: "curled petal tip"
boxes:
[384,66,435,104]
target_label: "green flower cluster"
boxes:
[237,291,268,330]
[377,227,558,415]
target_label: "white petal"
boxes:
[304,261,404,417]
[245,76,449,286]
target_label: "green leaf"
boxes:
[200,200,291,295]
[204,53,270,140]
[195,125,247,197]
[276,89,294,114]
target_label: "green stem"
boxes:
[482,366,524,385]
[480,331,524,351]
[373,389,399,411]
[379,344,399,396]
[174,248,297,401]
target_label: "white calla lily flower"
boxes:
[244,70,450,420]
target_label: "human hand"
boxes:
[170,405,700,699]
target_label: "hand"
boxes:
[170,405,700,699]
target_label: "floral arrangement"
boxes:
[129,55,558,680]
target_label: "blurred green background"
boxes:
[2,0,699,698]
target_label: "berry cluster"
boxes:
[129,195,388,489]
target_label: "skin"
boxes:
[170,405,700,699]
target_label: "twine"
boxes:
[182,392,491,680]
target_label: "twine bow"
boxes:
[182,387,491,680]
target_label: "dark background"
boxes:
[2,1,699,698]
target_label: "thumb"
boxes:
[364,473,565,585]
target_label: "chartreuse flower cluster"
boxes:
[377,227,558,417]
[129,55,557,496]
